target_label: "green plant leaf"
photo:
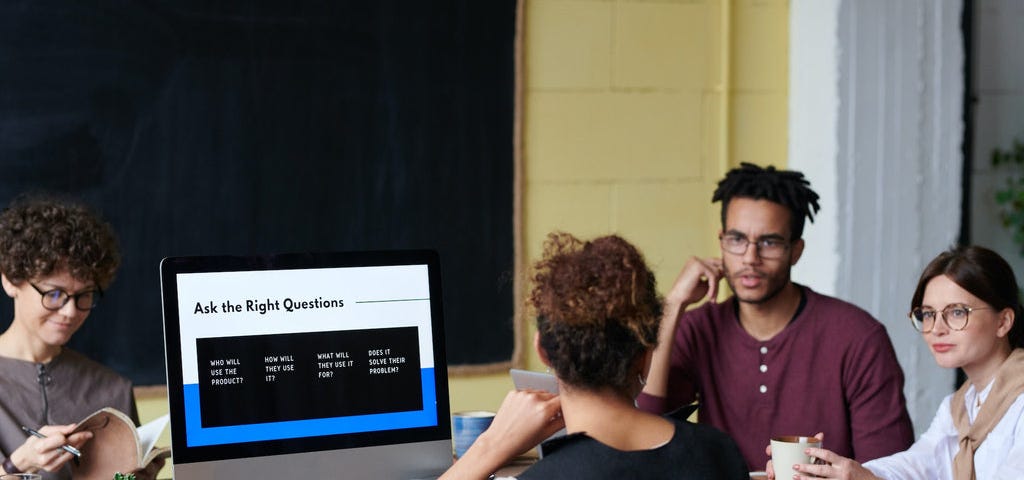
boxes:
[991,137,1024,257]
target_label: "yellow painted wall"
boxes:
[136,0,788,472]
[441,0,790,409]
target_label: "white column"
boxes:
[789,0,841,296]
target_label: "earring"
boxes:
[637,374,647,387]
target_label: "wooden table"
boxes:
[492,454,538,477]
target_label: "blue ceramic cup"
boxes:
[452,410,496,458]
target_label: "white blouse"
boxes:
[864,384,1024,480]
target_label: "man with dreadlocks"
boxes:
[638,163,914,472]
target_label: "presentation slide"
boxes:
[174,265,438,447]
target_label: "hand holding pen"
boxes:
[4,424,92,474]
[20,426,82,458]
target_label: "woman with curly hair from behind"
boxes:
[442,232,748,479]
[0,194,162,480]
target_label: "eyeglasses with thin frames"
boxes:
[908,303,990,333]
[719,233,791,260]
[28,282,103,311]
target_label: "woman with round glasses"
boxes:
[0,195,146,479]
[767,245,1024,479]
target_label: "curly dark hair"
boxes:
[529,232,662,394]
[712,162,821,240]
[0,194,121,288]
[911,245,1024,349]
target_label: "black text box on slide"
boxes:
[196,327,422,427]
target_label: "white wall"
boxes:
[790,0,963,436]
[789,0,841,296]
[970,1,1024,275]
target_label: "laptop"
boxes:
[160,250,453,479]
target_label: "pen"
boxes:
[20,426,82,458]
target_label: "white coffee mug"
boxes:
[770,435,821,479]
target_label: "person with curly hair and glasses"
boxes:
[441,232,748,480]
[0,195,161,480]
[768,246,1024,479]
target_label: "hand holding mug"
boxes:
[766,434,821,480]
[789,447,879,480]
[764,433,879,480]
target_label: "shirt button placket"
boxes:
[758,345,769,394]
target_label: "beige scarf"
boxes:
[950,348,1024,480]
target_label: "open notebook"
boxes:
[70,408,170,480]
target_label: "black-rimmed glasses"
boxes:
[28,282,102,311]
[719,233,791,260]
[908,304,990,333]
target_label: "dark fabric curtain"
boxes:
[0,0,516,384]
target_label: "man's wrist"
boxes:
[3,456,22,474]
[658,310,682,340]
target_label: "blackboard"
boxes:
[0,1,517,385]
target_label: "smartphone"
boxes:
[509,368,558,393]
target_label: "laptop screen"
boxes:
[160,251,452,478]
